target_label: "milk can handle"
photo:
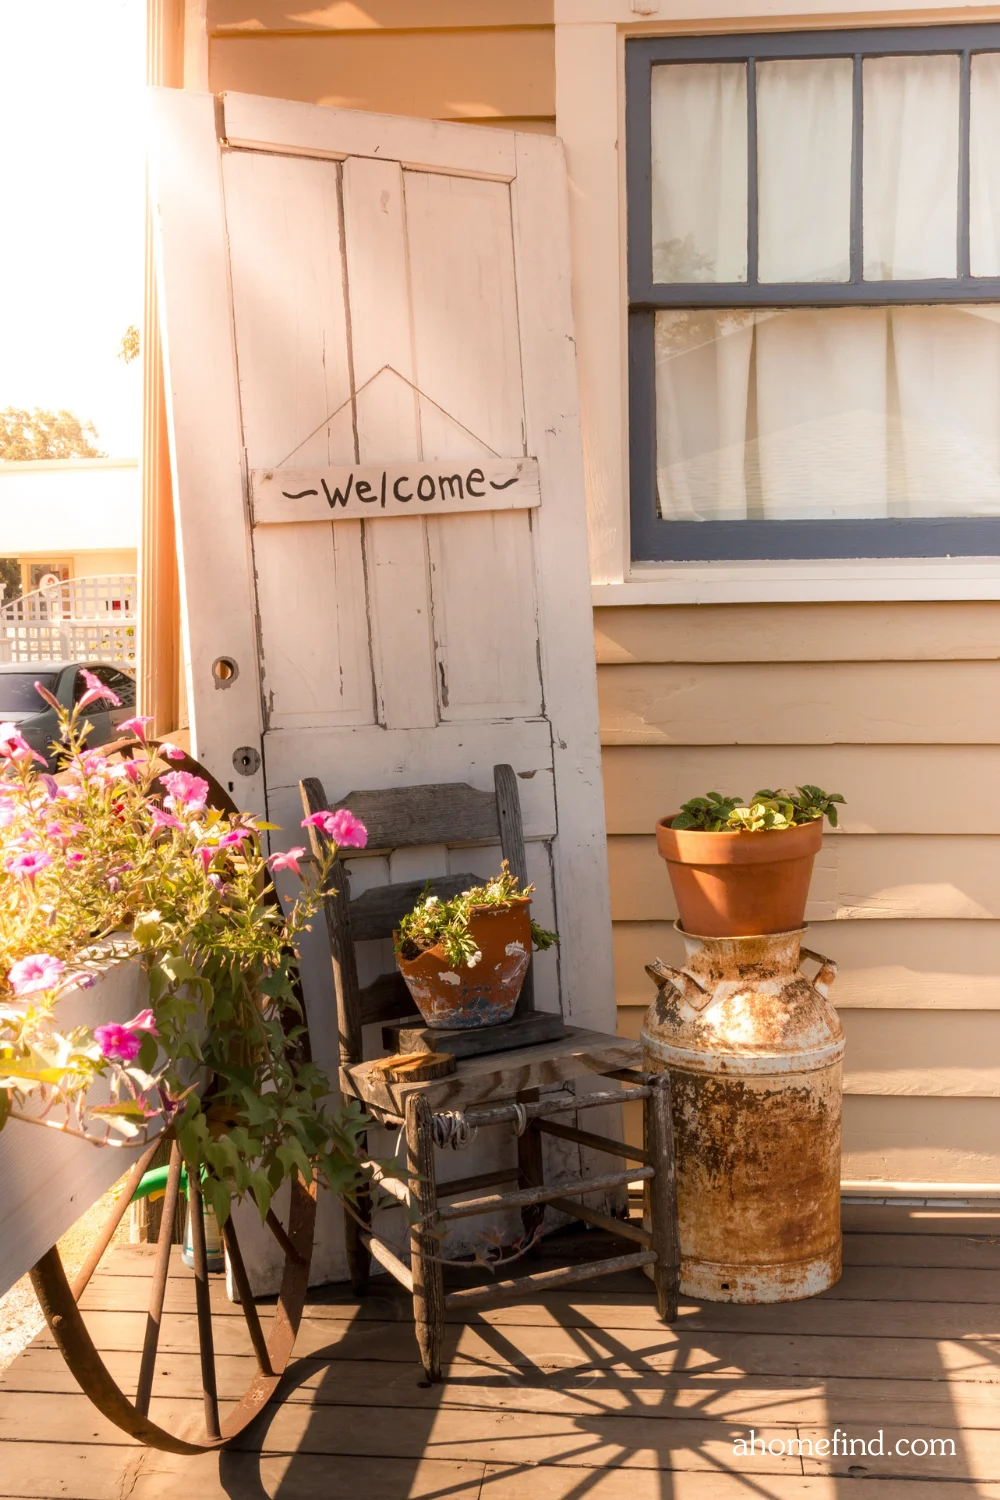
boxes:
[645,958,711,1011]
[800,946,838,999]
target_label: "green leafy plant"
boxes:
[394,862,558,970]
[673,785,845,833]
[0,681,375,1227]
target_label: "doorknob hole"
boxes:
[212,656,238,688]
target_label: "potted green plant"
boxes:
[656,786,845,937]
[394,864,557,1029]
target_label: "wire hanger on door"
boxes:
[273,363,504,469]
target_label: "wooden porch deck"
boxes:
[2,1203,999,1500]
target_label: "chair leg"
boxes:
[516,1088,545,1247]
[646,1073,681,1322]
[406,1093,445,1383]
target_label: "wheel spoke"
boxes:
[187,1172,221,1441]
[221,1214,273,1376]
[71,1138,162,1302]
[134,1142,183,1416]
[264,1204,306,1264]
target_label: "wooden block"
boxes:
[383,1010,566,1058]
[383,1052,457,1082]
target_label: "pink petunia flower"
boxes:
[7,953,65,996]
[198,846,214,872]
[0,723,45,765]
[0,797,17,828]
[118,715,154,740]
[5,849,53,880]
[79,752,109,779]
[45,820,85,849]
[78,668,122,710]
[161,770,209,815]
[268,846,307,876]
[207,873,226,893]
[109,759,144,784]
[301,807,368,848]
[148,806,182,834]
[93,1023,142,1063]
[33,681,61,711]
[157,742,186,762]
[218,828,251,848]
[66,851,85,866]
[124,1008,159,1035]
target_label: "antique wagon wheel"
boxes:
[27,743,316,1452]
[29,1146,315,1453]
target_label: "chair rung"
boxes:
[464,1085,649,1130]
[439,1165,653,1221]
[537,1118,651,1164]
[438,1166,521,1200]
[548,1195,653,1247]
[360,1229,413,1293]
[444,1249,658,1308]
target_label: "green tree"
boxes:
[0,407,104,461]
[118,324,140,364]
[0,558,20,604]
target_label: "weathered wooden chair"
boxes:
[300,766,679,1383]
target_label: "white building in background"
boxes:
[0,456,138,596]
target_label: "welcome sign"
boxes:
[251,458,540,524]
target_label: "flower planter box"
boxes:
[0,951,157,1298]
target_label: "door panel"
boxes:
[224,149,373,730]
[343,156,437,731]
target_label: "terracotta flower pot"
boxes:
[655,816,823,938]
[396,899,532,1029]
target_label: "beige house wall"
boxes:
[204,2,556,131]
[169,0,1000,1187]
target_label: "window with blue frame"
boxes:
[626,27,1000,561]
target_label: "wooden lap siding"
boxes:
[599,601,1000,1186]
[206,2,556,133]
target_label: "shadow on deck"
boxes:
[2,1204,1000,1500]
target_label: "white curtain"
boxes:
[656,306,1000,519]
[651,62,747,282]
[971,53,1000,276]
[757,59,853,283]
[863,55,958,280]
[653,54,1000,522]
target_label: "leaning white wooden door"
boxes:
[149,89,613,1034]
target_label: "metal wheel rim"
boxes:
[29,1156,315,1454]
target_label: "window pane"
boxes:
[971,53,1000,276]
[651,62,747,282]
[863,55,958,280]
[758,58,853,282]
[655,305,1000,520]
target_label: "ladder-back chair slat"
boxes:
[332,783,499,851]
[349,873,486,943]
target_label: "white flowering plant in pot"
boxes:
[0,672,372,1226]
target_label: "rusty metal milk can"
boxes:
[642,926,843,1303]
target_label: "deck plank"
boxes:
[6,1346,1000,1427]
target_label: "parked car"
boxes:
[0,661,137,767]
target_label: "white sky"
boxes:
[0,0,146,459]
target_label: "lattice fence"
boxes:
[0,577,138,664]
